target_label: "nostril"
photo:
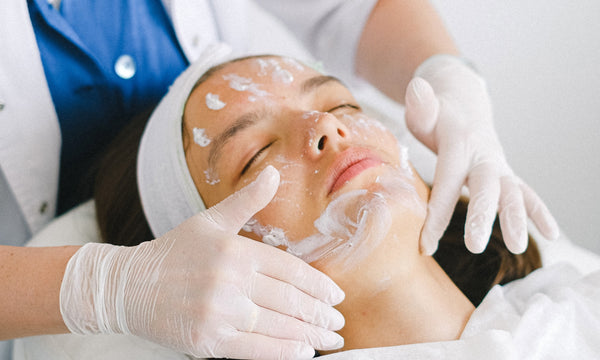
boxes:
[318,136,327,150]
[337,128,345,137]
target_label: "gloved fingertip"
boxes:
[257,165,280,190]
[542,217,561,241]
[512,241,528,255]
[321,280,346,306]
[505,231,528,254]
[405,77,432,108]
[465,234,486,254]
[326,284,345,306]
[296,345,316,359]
[319,332,345,351]
[419,231,439,256]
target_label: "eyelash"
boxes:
[239,104,359,176]
[241,141,274,176]
[328,103,360,112]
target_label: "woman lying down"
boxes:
[17,45,600,359]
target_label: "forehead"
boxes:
[203,56,320,91]
[184,56,324,129]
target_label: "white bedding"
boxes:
[321,264,600,359]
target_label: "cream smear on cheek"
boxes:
[244,163,425,272]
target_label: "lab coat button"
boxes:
[39,201,48,214]
[0,102,4,111]
[115,55,136,79]
[47,0,60,10]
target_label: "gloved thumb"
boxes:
[404,77,439,152]
[204,165,280,232]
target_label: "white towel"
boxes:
[137,43,234,237]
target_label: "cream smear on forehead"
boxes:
[205,93,226,110]
[256,58,294,84]
[193,128,211,147]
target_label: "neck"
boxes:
[316,229,475,352]
[337,256,474,350]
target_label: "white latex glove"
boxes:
[404,55,560,255]
[60,166,345,359]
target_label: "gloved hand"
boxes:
[60,166,345,359]
[404,55,560,255]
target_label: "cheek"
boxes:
[259,175,317,241]
[342,113,398,152]
[240,158,325,246]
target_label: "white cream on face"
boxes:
[282,57,305,72]
[256,58,294,84]
[204,168,220,185]
[242,219,289,247]
[193,128,211,147]
[205,93,226,110]
[222,73,270,98]
[342,113,389,145]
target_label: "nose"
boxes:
[303,111,349,157]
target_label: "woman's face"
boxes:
[183,56,429,269]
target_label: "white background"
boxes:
[429,1,600,254]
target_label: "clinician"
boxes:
[0,1,559,359]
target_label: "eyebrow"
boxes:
[301,75,344,93]
[207,75,345,170]
[207,112,260,171]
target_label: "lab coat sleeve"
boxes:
[253,0,378,82]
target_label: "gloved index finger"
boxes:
[204,166,280,232]
[248,241,345,306]
[421,149,467,255]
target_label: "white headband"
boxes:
[137,43,234,238]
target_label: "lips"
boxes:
[327,148,383,195]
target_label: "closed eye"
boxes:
[327,103,361,113]
[241,141,274,176]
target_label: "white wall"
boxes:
[429,1,600,254]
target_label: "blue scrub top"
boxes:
[28,0,189,214]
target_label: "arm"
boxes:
[3,167,345,359]
[0,245,76,339]
[356,0,458,103]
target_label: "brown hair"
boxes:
[94,108,154,247]
[434,199,541,305]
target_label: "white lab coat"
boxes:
[0,0,377,240]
